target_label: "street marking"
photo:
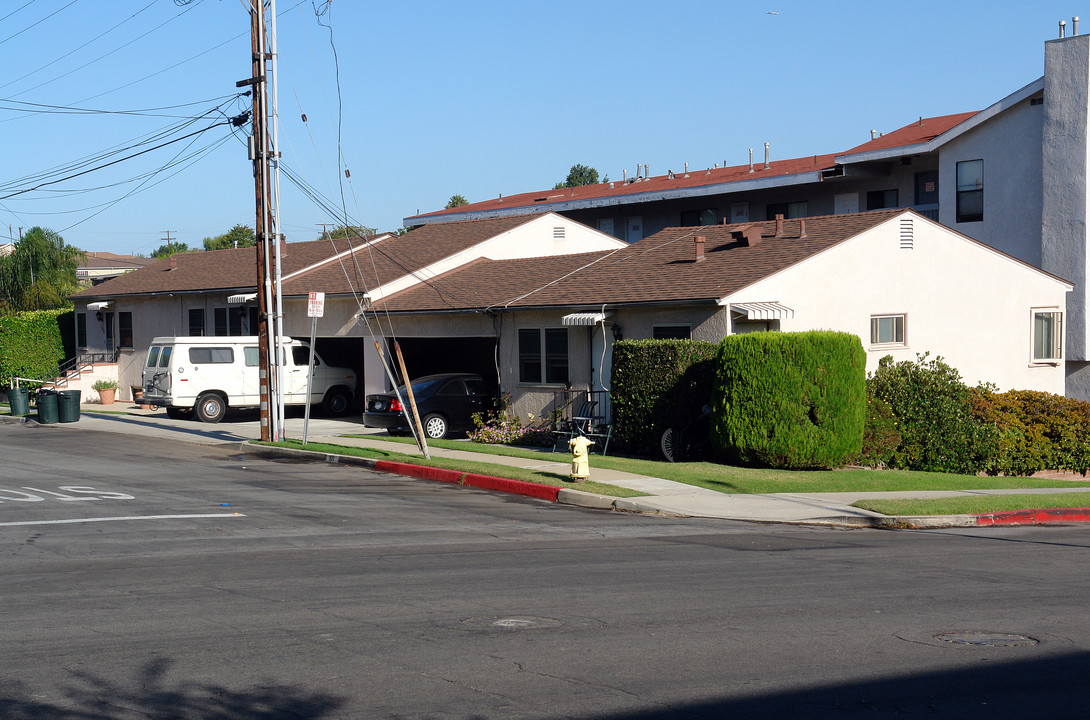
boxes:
[0,513,244,527]
[0,486,136,504]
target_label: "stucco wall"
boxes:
[725,216,1069,394]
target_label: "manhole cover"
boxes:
[460,616,563,630]
[934,631,1038,647]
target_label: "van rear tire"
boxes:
[195,393,227,423]
[322,387,352,416]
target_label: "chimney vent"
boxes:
[764,142,771,169]
[799,219,807,238]
[1076,16,1081,35]
[870,129,877,140]
[168,255,178,270]
[774,213,784,237]
[749,147,754,173]
[694,235,706,262]
[1060,19,1067,38]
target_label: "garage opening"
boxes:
[389,337,498,387]
[312,336,366,411]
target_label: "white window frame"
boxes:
[870,314,906,348]
[1031,308,1063,364]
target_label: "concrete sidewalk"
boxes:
[5,401,1090,528]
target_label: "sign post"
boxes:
[302,291,324,445]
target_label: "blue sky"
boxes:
[0,0,1078,255]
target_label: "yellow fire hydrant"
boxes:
[569,435,595,483]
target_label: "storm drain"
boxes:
[934,631,1039,647]
[461,616,564,630]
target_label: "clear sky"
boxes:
[0,0,1080,255]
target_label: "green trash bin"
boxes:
[57,389,81,423]
[36,390,59,425]
[7,387,29,416]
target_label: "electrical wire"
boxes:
[0,0,79,48]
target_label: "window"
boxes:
[188,309,205,336]
[118,312,133,348]
[158,346,172,368]
[1033,310,1063,362]
[653,325,692,340]
[292,345,319,366]
[244,346,259,367]
[188,347,234,364]
[146,347,160,368]
[248,307,260,335]
[215,307,245,336]
[518,328,568,384]
[866,189,899,210]
[680,209,718,226]
[956,159,983,223]
[766,201,808,220]
[870,315,905,346]
[76,312,87,349]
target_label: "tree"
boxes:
[0,227,85,312]
[203,224,255,251]
[317,224,376,241]
[445,194,469,209]
[554,163,601,189]
[150,242,190,259]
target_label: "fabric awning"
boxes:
[729,301,794,320]
[227,293,257,304]
[562,311,612,326]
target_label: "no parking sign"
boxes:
[307,291,325,318]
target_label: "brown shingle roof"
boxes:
[280,214,535,297]
[379,210,906,312]
[71,235,375,299]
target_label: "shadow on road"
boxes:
[0,658,345,719]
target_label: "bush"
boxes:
[854,395,901,468]
[867,354,995,473]
[467,397,555,447]
[610,339,717,455]
[0,308,72,390]
[711,331,866,469]
[973,389,1090,475]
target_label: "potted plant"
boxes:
[92,378,119,405]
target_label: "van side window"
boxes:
[292,346,319,366]
[158,347,172,368]
[146,347,160,368]
[189,347,234,364]
[244,347,259,367]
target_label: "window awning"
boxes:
[562,311,612,326]
[729,301,794,320]
[227,293,257,304]
[87,301,110,311]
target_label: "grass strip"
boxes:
[853,492,1090,517]
[259,439,644,498]
[342,434,1090,495]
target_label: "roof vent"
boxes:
[733,225,764,247]
[774,213,785,237]
[694,235,706,262]
[764,142,771,169]
[799,220,807,239]
[168,255,178,270]
[899,218,914,250]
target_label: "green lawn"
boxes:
[262,439,644,498]
[342,434,1090,495]
[853,493,1090,517]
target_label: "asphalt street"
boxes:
[3,422,1090,719]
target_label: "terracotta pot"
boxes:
[98,388,116,405]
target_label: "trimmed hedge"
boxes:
[0,308,72,389]
[711,331,866,469]
[610,339,717,455]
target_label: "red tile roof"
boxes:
[378,210,907,313]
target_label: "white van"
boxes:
[141,336,357,423]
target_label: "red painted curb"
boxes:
[975,507,1090,526]
[374,460,561,502]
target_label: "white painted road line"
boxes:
[0,513,245,527]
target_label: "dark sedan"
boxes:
[363,373,492,439]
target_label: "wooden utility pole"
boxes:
[243,0,278,442]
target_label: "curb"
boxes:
[237,442,618,510]
[974,507,1090,526]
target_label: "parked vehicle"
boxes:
[141,336,356,423]
[364,373,491,439]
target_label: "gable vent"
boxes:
[899,218,914,250]
[553,226,565,240]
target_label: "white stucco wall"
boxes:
[724,214,1071,394]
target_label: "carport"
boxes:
[387,337,498,387]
